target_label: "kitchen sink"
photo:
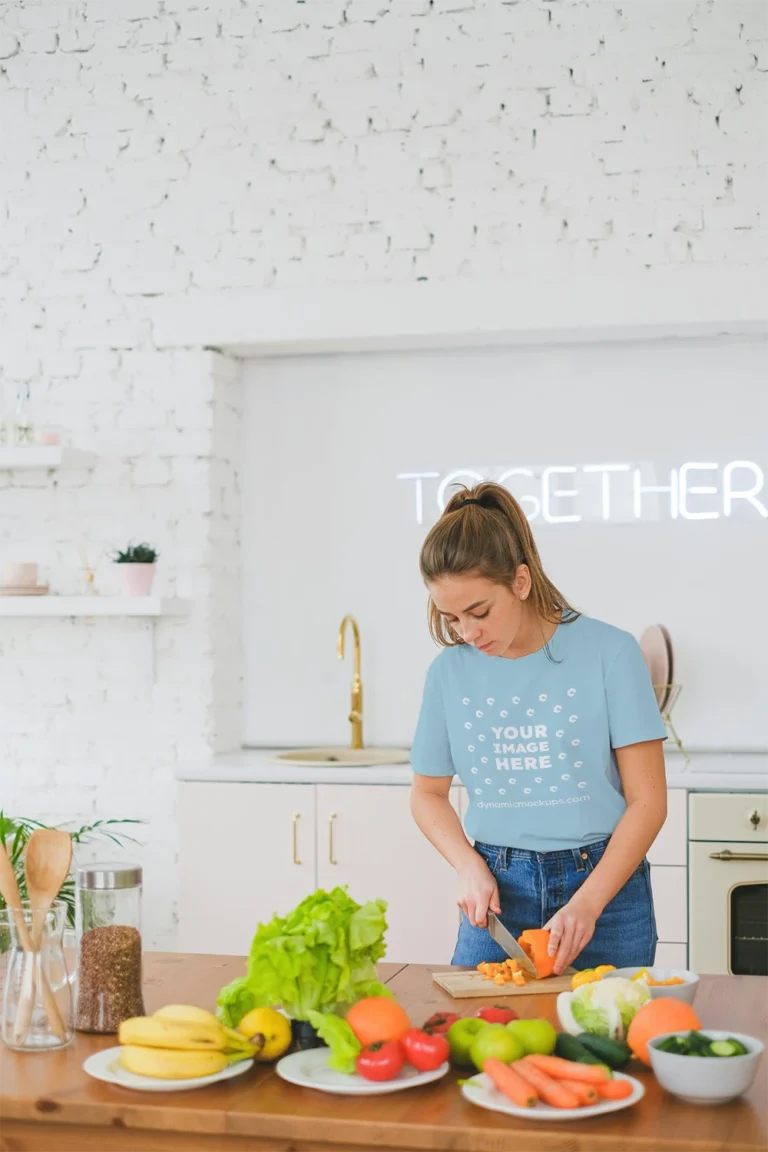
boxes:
[274,747,411,768]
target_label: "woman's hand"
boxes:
[457,854,501,928]
[544,895,600,976]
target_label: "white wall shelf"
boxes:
[0,596,191,617]
[0,446,96,470]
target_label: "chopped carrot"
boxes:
[564,1080,599,1105]
[514,1058,581,1109]
[484,1058,538,1108]
[596,1078,634,1100]
[526,1053,611,1083]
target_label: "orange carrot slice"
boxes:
[526,1053,611,1083]
[515,1058,581,1109]
[484,1058,538,1108]
[596,1078,634,1100]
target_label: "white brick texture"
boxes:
[0,0,765,947]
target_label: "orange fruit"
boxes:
[627,997,701,1065]
[346,996,411,1046]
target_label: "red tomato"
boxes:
[422,1011,461,1035]
[475,1006,519,1025]
[356,1040,406,1082]
[401,1028,451,1072]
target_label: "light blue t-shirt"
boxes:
[411,615,666,852]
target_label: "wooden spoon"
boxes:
[25,830,73,949]
[0,840,34,951]
[14,830,72,1043]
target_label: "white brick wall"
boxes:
[0,0,765,948]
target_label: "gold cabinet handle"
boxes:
[292,812,301,866]
[329,813,337,865]
[709,850,768,861]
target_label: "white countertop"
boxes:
[177,748,768,792]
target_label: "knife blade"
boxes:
[486,913,539,978]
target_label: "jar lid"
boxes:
[76,862,143,890]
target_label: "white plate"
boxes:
[276,1047,449,1095]
[462,1069,645,1121]
[83,1047,254,1093]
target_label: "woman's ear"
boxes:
[515,563,532,601]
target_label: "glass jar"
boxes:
[74,862,145,1034]
[1,902,76,1051]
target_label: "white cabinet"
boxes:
[179,781,462,964]
[650,865,687,944]
[654,942,688,968]
[178,782,316,956]
[648,789,686,866]
[178,780,690,966]
[316,785,461,965]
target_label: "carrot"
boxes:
[565,1080,599,1105]
[595,1078,634,1100]
[484,1058,538,1108]
[515,1058,581,1109]
[525,1053,611,1083]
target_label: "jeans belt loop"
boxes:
[500,846,509,871]
[573,847,587,872]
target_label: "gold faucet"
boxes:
[337,615,364,750]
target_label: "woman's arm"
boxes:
[545,739,667,974]
[410,774,501,928]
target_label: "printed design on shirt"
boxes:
[462,689,589,804]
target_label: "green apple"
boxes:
[446,1018,489,1067]
[506,1018,557,1056]
[469,1023,525,1071]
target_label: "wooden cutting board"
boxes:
[432,969,575,998]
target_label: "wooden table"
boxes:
[1,953,766,1152]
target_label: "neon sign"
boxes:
[396,462,768,525]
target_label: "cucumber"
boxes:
[710,1039,746,1057]
[576,1032,632,1070]
[554,1034,606,1066]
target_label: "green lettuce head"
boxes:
[569,977,650,1040]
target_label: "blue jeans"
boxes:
[452,836,657,969]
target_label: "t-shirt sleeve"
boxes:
[606,636,668,749]
[410,657,455,777]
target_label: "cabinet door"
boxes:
[316,784,461,967]
[178,782,316,956]
[650,864,687,944]
[648,789,687,866]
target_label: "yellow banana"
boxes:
[153,1004,221,1029]
[119,1015,256,1055]
[119,1044,247,1080]
[119,1016,230,1051]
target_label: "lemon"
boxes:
[237,1007,292,1062]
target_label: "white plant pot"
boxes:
[119,563,156,597]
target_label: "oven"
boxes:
[689,792,768,976]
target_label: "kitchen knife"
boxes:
[486,913,539,978]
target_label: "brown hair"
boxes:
[419,481,579,647]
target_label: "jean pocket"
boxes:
[474,842,503,876]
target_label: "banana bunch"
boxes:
[118,1004,257,1081]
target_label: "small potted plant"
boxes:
[112,542,159,597]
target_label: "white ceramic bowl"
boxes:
[649,1030,764,1105]
[604,967,699,1005]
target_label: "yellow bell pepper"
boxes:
[571,964,616,990]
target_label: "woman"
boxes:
[410,481,667,975]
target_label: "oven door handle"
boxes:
[708,850,768,861]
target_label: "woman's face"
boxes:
[428,569,530,657]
